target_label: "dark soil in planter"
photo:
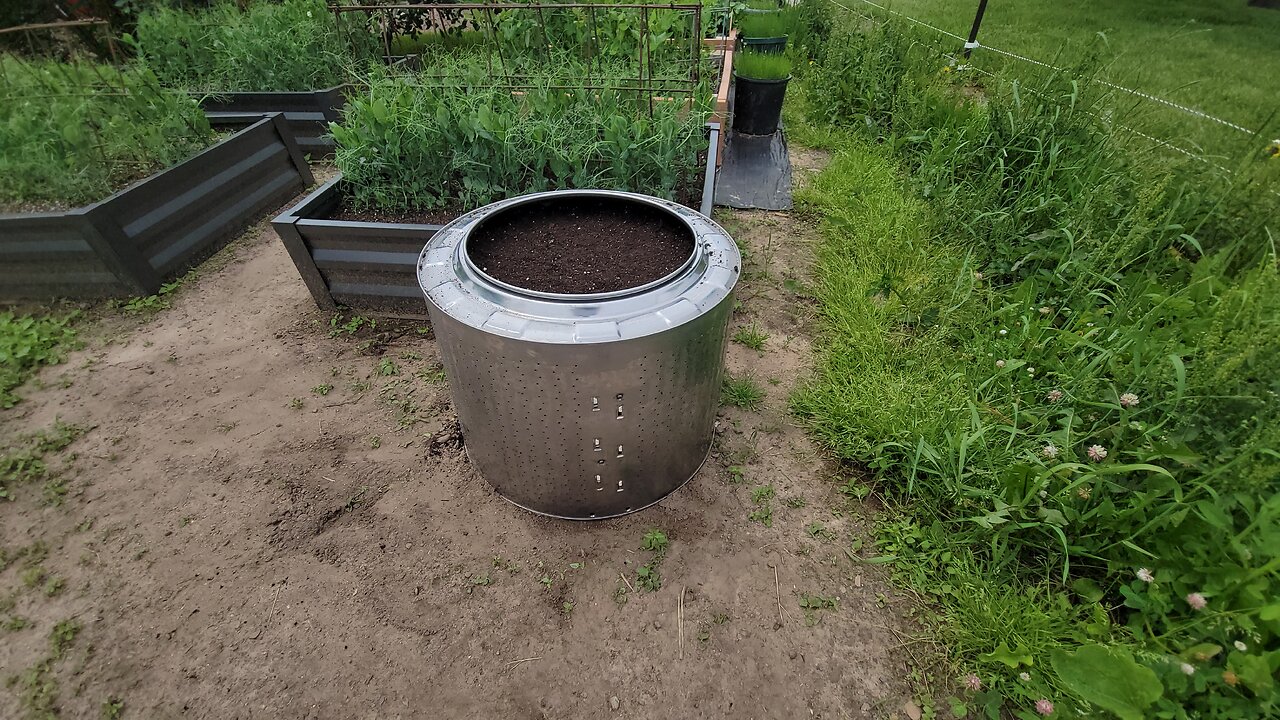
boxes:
[466,195,694,295]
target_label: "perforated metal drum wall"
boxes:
[417,190,740,520]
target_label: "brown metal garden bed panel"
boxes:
[272,123,721,320]
[199,86,349,159]
[0,215,132,298]
[0,114,313,302]
[296,216,445,317]
[125,134,306,275]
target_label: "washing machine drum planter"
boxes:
[417,189,741,520]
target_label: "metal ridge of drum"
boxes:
[417,189,741,520]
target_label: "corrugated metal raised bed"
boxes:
[0,113,313,301]
[198,85,350,159]
[272,123,721,318]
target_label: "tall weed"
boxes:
[0,56,212,208]
[132,0,356,92]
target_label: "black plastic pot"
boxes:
[732,73,790,136]
[740,35,787,54]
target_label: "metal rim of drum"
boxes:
[418,189,740,344]
[418,189,741,520]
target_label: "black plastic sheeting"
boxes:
[713,128,793,211]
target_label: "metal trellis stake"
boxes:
[962,0,988,59]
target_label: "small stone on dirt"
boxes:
[609,696,620,711]
[426,421,464,457]
[903,700,922,720]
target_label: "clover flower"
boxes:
[1119,392,1140,408]
[1019,672,1031,681]
[1035,699,1054,716]
[1087,445,1108,462]
[1136,568,1154,583]
[964,674,981,691]
[996,360,1006,368]
[1039,306,1052,316]
[1046,389,1063,403]
[1042,444,1059,459]
[1180,663,1195,675]
[1186,592,1207,610]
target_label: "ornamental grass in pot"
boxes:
[732,50,792,136]
[736,9,796,54]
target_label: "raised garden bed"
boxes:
[199,85,350,159]
[0,114,313,301]
[272,123,720,318]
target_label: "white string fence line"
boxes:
[821,0,1280,197]
[954,59,1240,178]
[831,0,964,41]
[830,0,1261,137]
[960,56,1280,198]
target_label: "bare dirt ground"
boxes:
[0,154,920,719]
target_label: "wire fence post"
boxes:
[962,0,988,59]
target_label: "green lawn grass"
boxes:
[785,3,1280,714]
[856,0,1280,160]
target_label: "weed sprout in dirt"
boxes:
[0,313,78,409]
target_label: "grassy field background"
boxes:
[849,0,1280,161]
[786,0,1280,713]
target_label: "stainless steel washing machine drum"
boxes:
[417,189,741,519]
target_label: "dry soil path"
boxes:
[0,155,918,719]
